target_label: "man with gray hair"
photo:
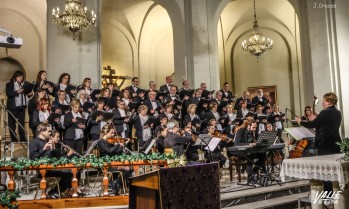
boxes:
[164,120,193,156]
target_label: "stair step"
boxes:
[221,179,309,200]
[223,192,309,209]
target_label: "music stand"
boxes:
[142,139,157,154]
[257,131,278,145]
[196,134,213,162]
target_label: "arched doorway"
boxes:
[0,57,26,92]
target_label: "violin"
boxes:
[288,139,308,158]
[107,137,127,144]
[213,130,234,143]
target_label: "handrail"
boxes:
[0,160,168,199]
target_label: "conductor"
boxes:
[295,92,342,156]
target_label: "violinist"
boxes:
[206,124,227,168]
[164,120,194,157]
[97,124,133,195]
[156,126,167,154]
[301,106,317,122]
[234,119,266,182]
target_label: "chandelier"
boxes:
[52,0,97,39]
[242,0,273,61]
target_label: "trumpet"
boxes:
[58,141,83,158]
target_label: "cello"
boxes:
[288,139,308,158]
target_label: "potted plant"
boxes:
[336,137,349,161]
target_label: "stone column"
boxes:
[333,182,349,209]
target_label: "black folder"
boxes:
[156,92,167,100]
[82,102,94,112]
[143,116,158,127]
[219,116,230,126]
[58,104,70,112]
[74,117,86,128]
[258,114,269,121]
[198,99,210,109]
[102,112,114,121]
[173,99,183,110]
[22,81,35,94]
[43,80,55,88]
[65,85,76,95]
[90,89,101,100]
[179,89,195,99]
[47,113,61,124]
[218,100,228,112]
[191,117,203,128]
[90,110,104,120]
[128,102,140,112]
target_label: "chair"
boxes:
[90,149,127,196]
[228,156,247,182]
[33,177,61,199]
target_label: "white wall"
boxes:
[0,0,47,91]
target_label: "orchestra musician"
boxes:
[295,92,341,155]
[53,73,76,103]
[112,100,131,138]
[220,82,234,101]
[234,90,251,110]
[144,81,158,99]
[29,123,73,199]
[251,89,268,105]
[131,105,153,149]
[164,120,194,157]
[206,124,227,168]
[156,126,167,154]
[77,78,93,102]
[33,70,54,95]
[142,90,162,116]
[28,88,47,135]
[236,99,249,119]
[87,99,107,141]
[301,106,317,122]
[234,119,266,183]
[159,76,173,93]
[97,124,133,195]
[295,92,342,192]
[6,71,33,142]
[63,100,86,154]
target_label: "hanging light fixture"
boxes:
[52,0,97,39]
[242,0,273,61]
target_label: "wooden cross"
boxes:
[101,65,129,87]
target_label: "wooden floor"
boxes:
[17,196,129,209]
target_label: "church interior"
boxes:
[0,0,349,208]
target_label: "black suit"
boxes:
[126,85,143,98]
[251,96,268,105]
[63,112,85,154]
[29,136,73,193]
[300,106,341,155]
[164,132,192,156]
[159,84,170,93]
[6,81,27,142]
[142,98,161,116]
[234,128,266,177]
[220,89,234,100]
[234,97,251,110]
[112,108,130,138]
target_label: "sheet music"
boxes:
[284,127,315,140]
[204,137,221,151]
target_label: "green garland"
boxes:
[0,189,20,209]
[0,153,177,170]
